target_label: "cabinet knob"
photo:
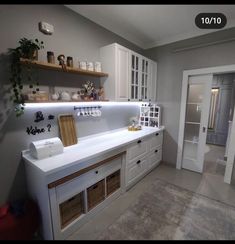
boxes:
[128,99,130,101]
[95,170,98,174]
[136,160,141,164]
[137,140,142,144]
[155,133,159,136]
[155,149,158,153]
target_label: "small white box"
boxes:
[94,62,101,72]
[87,62,94,71]
[29,137,64,160]
[79,61,87,70]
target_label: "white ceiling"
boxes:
[65,5,235,49]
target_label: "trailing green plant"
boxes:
[8,38,44,117]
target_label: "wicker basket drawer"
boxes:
[106,170,120,196]
[87,179,105,211]
[59,191,84,229]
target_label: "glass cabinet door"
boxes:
[130,53,140,100]
[140,58,149,100]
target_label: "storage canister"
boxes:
[47,51,55,64]
[67,56,73,67]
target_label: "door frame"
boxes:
[176,64,235,184]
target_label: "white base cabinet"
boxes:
[149,145,162,169]
[49,153,124,240]
[125,130,163,189]
[23,127,164,240]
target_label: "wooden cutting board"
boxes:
[58,114,77,147]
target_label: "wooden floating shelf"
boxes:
[20,58,109,78]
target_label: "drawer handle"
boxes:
[95,170,99,174]
[155,149,158,153]
[137,140,142,144]
[92,184,98,190]
[155,133,159,136]
[136,160,141,165]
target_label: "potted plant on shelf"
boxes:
[82,80,94,100]
[8,37,44,117]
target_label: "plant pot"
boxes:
[22,49,38,60]
[81,95,90,101]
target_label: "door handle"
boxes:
[203,127,206,133]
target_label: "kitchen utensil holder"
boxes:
[74,105,102,117]
[74,105,102,110]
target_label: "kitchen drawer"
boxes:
[56,156,121,203]
[59,191,85,229]
[87,179,105,211]
[126,156,148,186]
[127,138,148,162]
[149,146,162,169]
[106,169,121,196]
[149,131,163,151]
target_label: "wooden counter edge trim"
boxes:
[48,151,126,189]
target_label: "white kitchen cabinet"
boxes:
[125,130,163,189]
[100,43,157,102]
[22,126,164,240]
[148,145,162,169]
[126,138,148,161]
[149,131,163,151]
[129,51,156,102]
[149,61,157,102]
[47,152,124,240]
[129,51,142,101]
[100,43,130,101]
[126,155,148,186]
[148,131,163,169]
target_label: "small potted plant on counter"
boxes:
[8,37,44,117]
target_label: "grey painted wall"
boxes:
[2,5,235,205]
[144,27,235,166]
[0,5,143,205]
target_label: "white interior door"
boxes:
[180,74,212,173]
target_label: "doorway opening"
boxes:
[203,73,235,177]
[177,64,235,184]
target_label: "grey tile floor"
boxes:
[97,178,235,240]
[68,160,235,240]
[203,144,226,176]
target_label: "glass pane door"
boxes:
[140,59,149,100]
[130,54,139,100]
[182,75,212,173]
[183,84,202,169]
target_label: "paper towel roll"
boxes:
[30,137,64,159]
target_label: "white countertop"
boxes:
[22,126,164,175]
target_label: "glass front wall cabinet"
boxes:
[130,53,140,100]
